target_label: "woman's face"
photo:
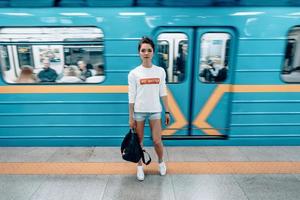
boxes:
[139,43,154,62]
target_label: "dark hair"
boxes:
[96,64,104,70]
[138,36,155,52]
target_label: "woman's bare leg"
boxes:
[149,119,164,162]
[136,120,145,165]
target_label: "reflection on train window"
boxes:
[157,40,169,75]
[199,33,230,83]
[281,27,300,83]
[0,27,105,84]
[64,46,103,67]
[0,45,10,72]
[157,33,188,83]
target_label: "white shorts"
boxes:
[134,112,161,121]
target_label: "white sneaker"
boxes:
[137,165,144,181]
[159,162,167,176]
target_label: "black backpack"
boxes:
[120,129,151,165]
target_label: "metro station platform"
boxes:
[0,146,300,200]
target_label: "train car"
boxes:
[0,0,300,146]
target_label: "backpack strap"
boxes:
[141,149,151,165]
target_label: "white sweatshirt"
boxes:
[128,65,167,112]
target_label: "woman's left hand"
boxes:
[165,113,170,126]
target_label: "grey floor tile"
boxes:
[233,174,300,200]
[0,175,47,200]
[47,147,95,162]
[293,174,300,181]
[143,147,169,162]
[30,175,108,200]
[166,147,208,162]
[172,175,248,200]
[102,175,175,200]
[238,146,292,161]
[204,147,249,161]
[282,146,300,161]
[0,147,58,162]
[89,147,125,162]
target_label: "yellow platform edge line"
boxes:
[0,162,300,175]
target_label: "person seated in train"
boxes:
[15,65,36,83]
[200,59,227,82]
[77,60,92,81]
[85,64,105,83]
[199,59,216,82]
[57,65,82,83]
[37,57,58,82]
[208,59,228,82]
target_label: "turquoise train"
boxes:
[0,0,300,146]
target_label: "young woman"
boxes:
[128,37,170,181]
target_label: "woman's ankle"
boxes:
[137,160,143,166]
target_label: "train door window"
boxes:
[281,27,300,83]
[157,33,188,83]
[0,27,104,84]
[199,33,231,83]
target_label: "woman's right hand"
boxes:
[129,117,136,129]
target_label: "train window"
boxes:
[157,33,188,83]
[199,33,231,83]
[0,27,105,84]
[281,27,300,83]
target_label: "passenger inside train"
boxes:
[86,64,105,83]
[200,59,228,83]
[77,60,93,81]
[15,65,36,83]
[37,57,58,83]
[57,65,82,83]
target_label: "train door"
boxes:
[191,28,234,138]
[155,28,234,139]
[155,28,194,137]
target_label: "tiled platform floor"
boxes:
[0,146,300,200]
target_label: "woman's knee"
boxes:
[153,138,162,146]
[136,122,145,142]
